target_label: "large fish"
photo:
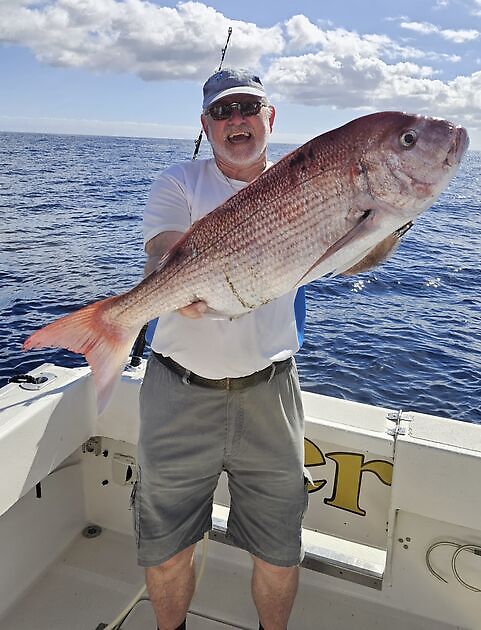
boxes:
[24,111,469,411]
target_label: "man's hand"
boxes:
[178,302,208,319]
[145,231,207,319]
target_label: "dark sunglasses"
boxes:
[206,101,266,121]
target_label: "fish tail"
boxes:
[23,296,139,413]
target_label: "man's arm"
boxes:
[144,231,207,319]
[144,230,182,276]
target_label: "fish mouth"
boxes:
[445,126,469,167]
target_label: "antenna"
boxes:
[192,27,233,160]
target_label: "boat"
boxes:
[1,359,480,629]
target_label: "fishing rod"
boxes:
[128,27,233,367]
[192,26,233,160]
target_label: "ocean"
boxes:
[1,131,480,423]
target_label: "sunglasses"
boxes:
[206,101,266,121]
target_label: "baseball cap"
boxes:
[202,68,267,111]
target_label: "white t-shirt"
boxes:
[143,157,300,379]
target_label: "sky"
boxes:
[1,0,481,149]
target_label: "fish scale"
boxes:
[23,111,469,411]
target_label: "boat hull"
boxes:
[1,363,480,629]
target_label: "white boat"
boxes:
[0,360,480,629]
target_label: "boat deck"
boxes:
[0,526,457,630]
[1,367,477,629]
[0,527,248,630]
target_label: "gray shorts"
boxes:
[133,354,308,568]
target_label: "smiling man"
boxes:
[137,69,308,630]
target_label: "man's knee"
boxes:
[147,544,196,576]
[252,555,299,578]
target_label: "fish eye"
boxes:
[399,130,417,149]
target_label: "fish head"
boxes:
[355,111,469,223]
[297,112,469,281]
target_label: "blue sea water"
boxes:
[0,131,480,423]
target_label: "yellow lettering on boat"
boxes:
[304,438,327,492]
[323,452,393,516]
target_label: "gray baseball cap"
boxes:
[202,68,267,110]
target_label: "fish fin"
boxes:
[23,296,139,414]
[295,209,393,285]
[341,234,400,275]
[295,217,368,285]
[340,221,413,276]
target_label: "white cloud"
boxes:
[1,2,480,135]
[0,0,284,79]
[400,21,438,35]
[286,15,460,64]
[400,20,480,43]
[266,16,481,131]
[286,15,392,58]
[273,55,481,127]
[264,52,438,109]
[441,28,480,43]
[472,0,481,15]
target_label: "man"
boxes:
[136,68,307,630]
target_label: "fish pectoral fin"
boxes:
[340,235,400,276]
[295,209,377,285]
[341,220,414,276]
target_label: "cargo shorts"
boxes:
[133,354,308,568]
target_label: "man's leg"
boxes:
[145,544,196,630]
[137,357,226,628]
[251,556,299,630]
[225,361,306,629]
